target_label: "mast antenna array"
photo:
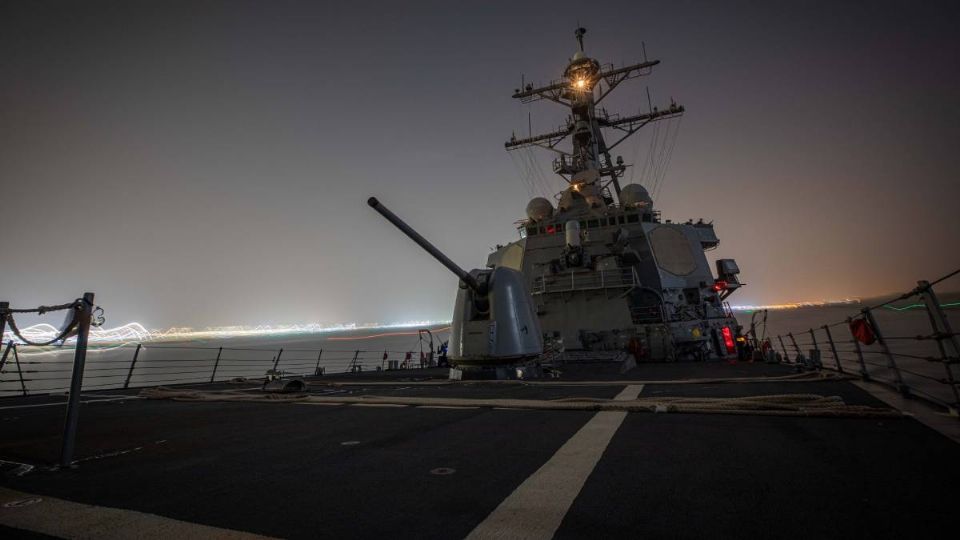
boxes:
[505,27,683,204]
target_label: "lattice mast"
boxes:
[505,27,683,205]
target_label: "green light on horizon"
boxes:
[883,301,960,312]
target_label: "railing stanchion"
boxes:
[847,317,870,380]
[124,344,142,389]
[863,308,906,394]
[788,332,801,362]
[917,280,960,412]
[273,348,284,371]
[0,303,9,378]
[808,328,821,369]
[777,335,789,363]
[13,344,27,396]
[350,350,360,372]
[314,349,324,376]
[0,340,13,373]
[823,325,844,374]
[0,301,8,342]
[210,347,223,383]
[60,292,94,469]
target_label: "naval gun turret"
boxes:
[367,198,543,373]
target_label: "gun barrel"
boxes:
[367,197,481,293]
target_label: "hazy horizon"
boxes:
[2,1,959,328]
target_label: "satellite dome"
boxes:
[571,51,586,61]
[620,184,653,209]
[526,197,554,222]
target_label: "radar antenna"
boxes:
[505,28,683,205]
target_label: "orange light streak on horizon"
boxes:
[327,326,452,341]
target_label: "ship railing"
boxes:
[531,267,637,295]
[0,313,448,466]
[0,336,448,398]
[769,267,960,418]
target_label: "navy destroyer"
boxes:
[491,28,743,362]
[374,28,745,369]
[1,26,957,540]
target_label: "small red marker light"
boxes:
[721,326,736,354]
[712,280,727,292]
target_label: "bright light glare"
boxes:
[575,79,586,88]
[2,320,451,347]
[729,299,861,311]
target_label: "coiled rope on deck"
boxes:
[1,298,105,347]
[1,301,81,346]
[138,386,901,418]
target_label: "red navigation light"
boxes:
[712,280,727,292]
[546,225,556,234]
[721,326,736,354]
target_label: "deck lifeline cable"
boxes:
[138,385,902,418]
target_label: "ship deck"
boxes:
[1,362,958,539]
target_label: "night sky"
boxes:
[2,1,958,328]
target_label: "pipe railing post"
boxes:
[314,349,324,376]
[808,328,821,370]
[273,348,284,371]
[847,317,870,380]
[210,347,223,383]
[60,292,94,469]
[863,308,906,394]
[777,335,789,363]
[0,304,8,380]
[788,333,801,362]
[123,344,142,389]
[0,340,13,373]
[823,325,844,374]
[0,301,8,342]
[916,280,960,413]
[13,344,27,396]
[350,350,360,372]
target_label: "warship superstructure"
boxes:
[488,28,743,361]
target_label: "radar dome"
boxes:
[526,197,554,222]
[620,184,653,209]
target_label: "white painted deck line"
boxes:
[0,487,275,539]
[852,380,960,444]
[466,384,643,540]
[0,396,142,411]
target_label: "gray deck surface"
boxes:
[1,362,957,539]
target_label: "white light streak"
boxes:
[728,298,862,311]
[2,320,451,347]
